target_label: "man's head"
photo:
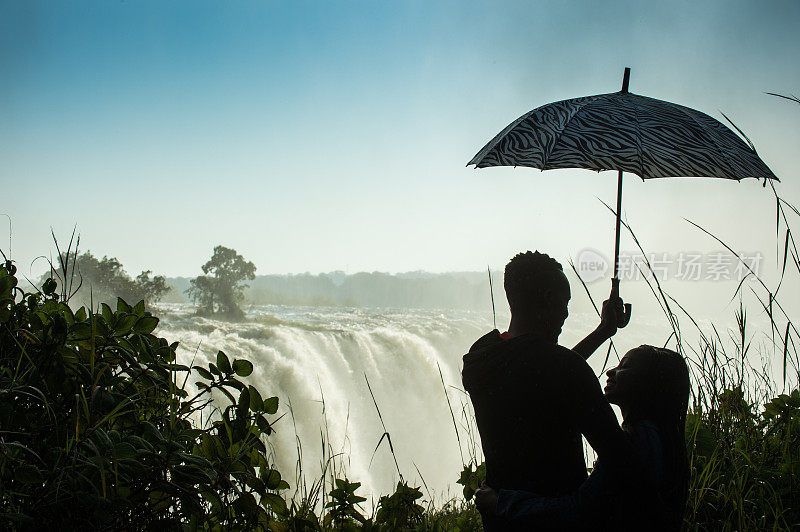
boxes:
[504,251,570,340]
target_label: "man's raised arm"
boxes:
[572,295,623,360]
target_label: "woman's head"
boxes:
[606,346,692,523]
[604,345,690,423]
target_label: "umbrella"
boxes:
[468,68,778,327]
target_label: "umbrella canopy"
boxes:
[467,68,779,328]
[468,90,778,182]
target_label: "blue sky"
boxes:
[1,0,799,278]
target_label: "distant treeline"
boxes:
[165,271,499,310]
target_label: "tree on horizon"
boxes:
[41,251,170,309]
[187,245,256,320]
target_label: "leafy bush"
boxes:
[456,462,485,501]
[0,257,478,531]
[685,387,800,530]
[323,478,367,530]
[0,260,287,530]
[373,481,425,530]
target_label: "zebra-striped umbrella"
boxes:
[468,68,778,326]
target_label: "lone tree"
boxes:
[187,245,256,319]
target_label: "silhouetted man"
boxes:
[462,251,634,530]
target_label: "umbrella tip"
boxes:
[621,67,631,93]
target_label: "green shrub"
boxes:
[373,481,425,530]
[0,260,287,530]
[685,387,800,530]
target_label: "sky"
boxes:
[1,0,799,281]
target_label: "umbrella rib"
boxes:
[625,95,648,180]
[540,95,603,169]
[671,104,742,180]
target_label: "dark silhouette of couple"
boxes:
[462,251,689,531]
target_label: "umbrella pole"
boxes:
[613,169,623,279]
[612,169,632,327]
[614,67,629,280]
[610,66,632,327]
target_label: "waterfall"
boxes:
[157,304,489,501]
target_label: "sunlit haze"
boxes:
[2,0,799,280]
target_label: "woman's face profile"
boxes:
[604,350,646,406]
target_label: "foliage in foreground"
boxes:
[0,261,288,530]
[684,386,800,530]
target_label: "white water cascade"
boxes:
[156,304,490,502]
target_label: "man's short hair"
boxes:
[504,251,570,314]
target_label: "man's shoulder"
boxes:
[515,337,586,364]
[512,341,599,389]
[467,329,503,354]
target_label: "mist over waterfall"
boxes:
[157,304,492,500]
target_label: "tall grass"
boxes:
[585,174,800,529]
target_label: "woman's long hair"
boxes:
[627,345,691,525]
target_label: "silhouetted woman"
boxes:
[476,345,691,530]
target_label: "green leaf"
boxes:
[95,316,111,337]
[15,464,43,484]
[262,469,284,490]
[149,490,171,511]
[133,300,146,315]
[194,366,213,380]
[133,316,159,334]
[68,322,92,340]
[248,385,264,411]
[114,442,137,460]
[217,351,232,374]
[75,307,88,321]
[237,388,250,418]
[221,378,245,391]
[256,415,272,435]
[232,359,254,377]
[171,464,213,486]
[42,277,57,295]
[263,396,279,415]
[234,492,259,516]
[101,303,114,323]
[244,475,266,494]
[116,297,132,313]
[114,314,138,335]
[59,303,75,324]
